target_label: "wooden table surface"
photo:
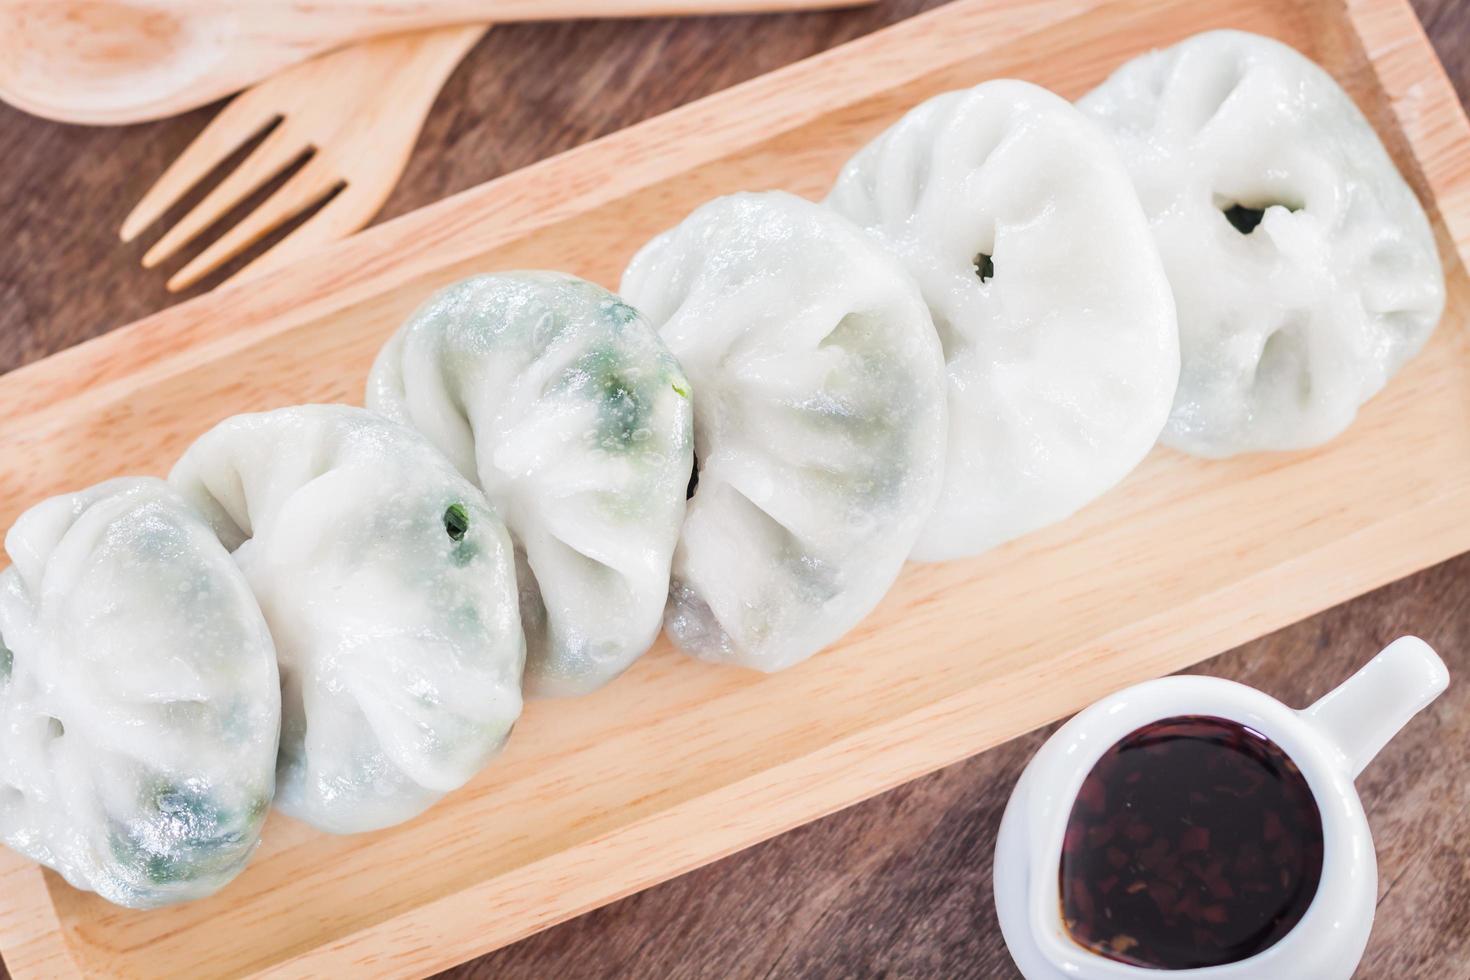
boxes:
[1,1,1467,977]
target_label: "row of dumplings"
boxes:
[0,31,1444,909]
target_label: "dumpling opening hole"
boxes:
[973,252,995,282]
[1220,200,1301,235]
[686,454,700,500]
[443,503,469,542]
[0,633,10,684]
[1223,204,1266,234]
[46,717,64,740]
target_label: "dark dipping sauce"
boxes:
[1058,715,1324,970]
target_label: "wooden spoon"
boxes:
[0,0,874,125]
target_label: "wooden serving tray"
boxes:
[2,0,1468,975]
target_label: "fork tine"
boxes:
[120,100,281,244]
[165,157,343,292]
[142,125,311,270]
[228,184,385,288]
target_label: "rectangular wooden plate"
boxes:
[2,0,1469,975]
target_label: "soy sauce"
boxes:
[1059,716,1323,969]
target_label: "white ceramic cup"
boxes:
[994,636,1449,979]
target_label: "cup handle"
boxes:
[1300,636,1449,779]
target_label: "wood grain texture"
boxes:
[0,0,1467,977]
[0,0,876,125]
[124,23,490,292]
[0,3,928,374]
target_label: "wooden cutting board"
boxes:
[2,0,1468,975]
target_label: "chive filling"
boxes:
[1222,201,1300,235]
[443,503,470,542]
[1223,204,1267,234]
[974,252,995,282]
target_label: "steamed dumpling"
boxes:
[367,273,693,698]
[1079,30,1445,456]
[0,478,279,908]
[622,191,946,673]
[170,406,523,834]
[827,79,1179,561]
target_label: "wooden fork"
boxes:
[120,24,488,292]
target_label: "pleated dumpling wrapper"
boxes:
[0,478,279,908]
[1079,30,1445,457]
[621,191,947,673]
[827,79,1180,561]
[368,272,693,698]
[170,406,524,834]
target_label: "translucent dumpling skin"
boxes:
[828,79,1180,561]
[1079,30,1446,457]
[170,406,524,834]
[368,273,693,698]
[0,478,280,908]
[622,191,947,673]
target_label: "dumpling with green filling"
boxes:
[0,477,279,908]
[1079,31,1444,456]
[827,80,1180,560]
[169,405,524,834]
[621,191,947,673]
[368,272,693,697]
